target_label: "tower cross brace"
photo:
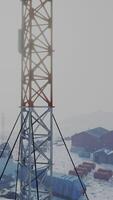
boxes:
[19,0,53,199]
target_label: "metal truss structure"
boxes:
[18,0,53,199]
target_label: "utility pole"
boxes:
[1,113,5,143]
[19,0,53,199]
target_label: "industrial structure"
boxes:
[0,1,113,199]
[71,127,109,153]
[0,1,89,200]
[19,0,53,199]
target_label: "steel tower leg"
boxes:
[19,0,53,199]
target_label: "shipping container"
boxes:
[82,162,96,169]
[94,171,111,181]
[69,170,85,177]
[81,164,92,172]
[44,173,86,200]
[97,168,112,176]
[77,166,89,175]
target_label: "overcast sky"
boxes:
[0,0,113,132]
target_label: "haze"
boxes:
[0,0,113,133]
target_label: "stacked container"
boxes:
[94,168,112,181]
[69,169,85,178]
[82,162,96,170]
[69,162,96,178]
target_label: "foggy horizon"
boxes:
[0,0,113,133]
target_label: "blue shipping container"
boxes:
[44,173,86,200]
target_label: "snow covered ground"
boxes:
[0,141,113,199]
[53,141,113,200]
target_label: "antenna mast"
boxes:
[19,0,53,199]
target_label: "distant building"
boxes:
[71,146,90,158]
[93,149,113,164]
[71,127,109,153]
[101,130,113,150]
